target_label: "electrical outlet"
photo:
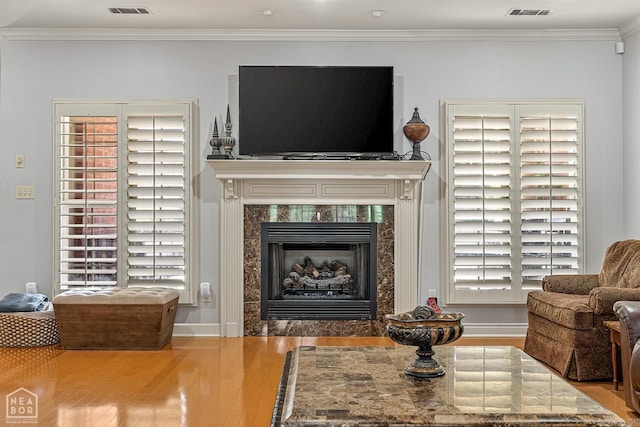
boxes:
[16,185,35,199]
[427,289,437,298]
[200,282,212,303]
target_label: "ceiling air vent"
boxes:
[108,7,151,15]
[508,9,552,16]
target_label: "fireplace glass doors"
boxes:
[261,222,377,320]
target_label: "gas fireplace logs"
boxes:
[282,257,354,292]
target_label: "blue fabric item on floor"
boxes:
[0,293,49,312]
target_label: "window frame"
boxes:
[441,99,586,305]
[53,100,199,304]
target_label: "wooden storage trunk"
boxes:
[53,288,179,350]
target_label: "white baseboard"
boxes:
[173,323,220,337]
[171,322,527,338]
[461,323,528,337]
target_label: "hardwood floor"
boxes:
[1,336,638,426]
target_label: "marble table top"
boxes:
[274,345,626,426]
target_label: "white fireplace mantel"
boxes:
[208,159,431,337]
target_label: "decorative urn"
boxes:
[402,107,430,160]
[386,306,465,378]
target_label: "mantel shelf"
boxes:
[207,159,431,181]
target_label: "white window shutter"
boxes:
[449,106,514,298]
[444,101,584,304]
[449,107,513,302]
[56,111,119,289]
[518,105,583,290]
[126,114,187,290]
[54,101,197,303]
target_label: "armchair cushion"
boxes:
[527,291,593,330]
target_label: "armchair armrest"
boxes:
[542,274,599,294]
[590,288,640,315]
[614,301,640,348]
[614,300,640,413]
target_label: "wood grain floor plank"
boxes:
[1,336,638,426]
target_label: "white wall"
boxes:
[0,36,626,331]
[623,31,640,238]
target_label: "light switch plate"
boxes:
[16,185,35,199]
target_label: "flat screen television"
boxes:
[238,65,394,158]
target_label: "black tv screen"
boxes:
[238,66,394,157]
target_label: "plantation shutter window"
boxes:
[519,105,581,292]
[451,108,514,294]
[126,114,186,289]
[443,101,584,305]
[54,101,198,303]
[57,111,119,289]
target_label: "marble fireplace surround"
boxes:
[208,159,431,337]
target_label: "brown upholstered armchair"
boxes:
[524,239,640,381]
[613,300,640,413]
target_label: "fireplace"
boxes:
[261,222,377,320]
[207,159,430,337]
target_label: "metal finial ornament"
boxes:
[402,107,430,160]
[213,116,219,138]
[209,117,222,156]
[220,104,236,158]
[206,105,236,159]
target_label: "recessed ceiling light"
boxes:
[370,10,385,18]
[260,9,275,16]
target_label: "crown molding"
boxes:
[620,16,640,39]
[0,27,623,42]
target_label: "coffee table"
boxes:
[273,346,625,426]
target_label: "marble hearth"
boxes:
[208,159,430,337]
[244,205,393,336]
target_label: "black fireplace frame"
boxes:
[261,222,377,320]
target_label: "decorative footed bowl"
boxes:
[386,306,465,378]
